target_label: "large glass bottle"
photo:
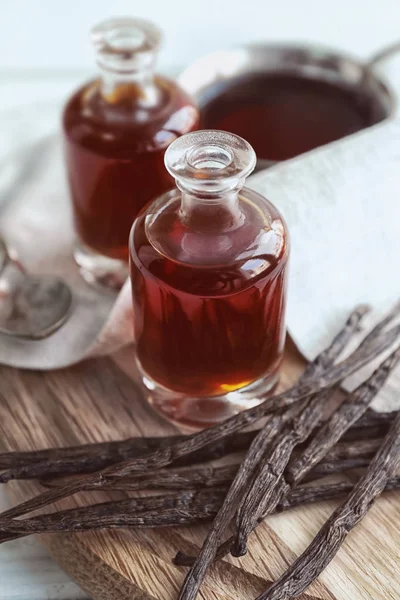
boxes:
[62,18,199,288]
[129,130,289,428]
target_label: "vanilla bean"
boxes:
[174,474,400,566]
[302,437,391,479]
[233,345,400,557]
[185,304,400,576]
[0,489,226,544]
[0,309,396,526]
[242,299,400,551]
[356,300,400,347]
[257,412,400,600]
[340,423,389,442]
[2,474,400,547]
[1,410,391,485]
[229,305,400,556]
[175,403,303,600]
[0,436,183,469]
[232,388,334,557]
[323,437,382,461]
[332,406,396,444]
[232,303,400,556]
[356,409,397,429]
[0,405,389,471]
[277,475,400,508]
[0,430,258,484]
[41,434,383,492]
[301,305,370,378]
[0,507,213,543]
[302,456,370,479]
[287,346,400,487]
[177,305,372,600]
[40,464,239,491]
[0,409,388,474]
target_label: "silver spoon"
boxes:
[0,237,73,339]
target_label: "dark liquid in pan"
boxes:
[201,74,388,161]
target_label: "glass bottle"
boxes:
[129,130,289,429]
[62,18,199,289]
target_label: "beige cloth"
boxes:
[1,114,400,410]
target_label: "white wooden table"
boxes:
[0,488,89,600]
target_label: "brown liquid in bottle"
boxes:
[63,78,199,261]
[129,130,289,427]
[201,73,387,162]
[130,199,288,399]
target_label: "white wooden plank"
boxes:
[0,488,88,600]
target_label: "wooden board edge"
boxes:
[44,533,157,600]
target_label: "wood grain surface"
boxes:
[0,344,399,600]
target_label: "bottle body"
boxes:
[63,78,198,275]
[130,185,289,427]
[62,18,199,288]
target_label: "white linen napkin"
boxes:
[0,104,129,369]
[250,118,400,361]
[250,118,400,411]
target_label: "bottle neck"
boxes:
[92,18,162,106]
[165,131,257,234]
[179,187,244,233]
[99,64,161,106]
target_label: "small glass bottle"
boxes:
[129,130,289,428]
[62,18,199,289]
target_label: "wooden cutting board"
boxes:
[0,343,399,600]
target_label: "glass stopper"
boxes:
[91,18,162,72]
[164,130,257,194]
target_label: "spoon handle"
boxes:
[0,236,27,277]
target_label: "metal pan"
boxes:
[179,42,399,170]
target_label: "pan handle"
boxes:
[366,41,400,69]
